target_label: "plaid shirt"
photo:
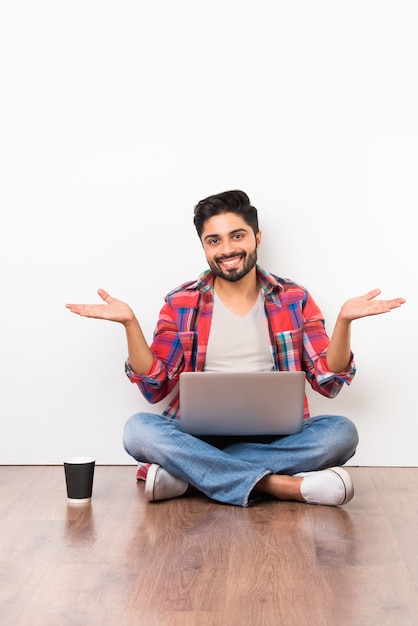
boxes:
[126,265,356,421]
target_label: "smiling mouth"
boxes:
[217,255,245,269]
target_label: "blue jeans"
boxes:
[123,412,359,507]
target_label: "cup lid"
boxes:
[64,456,95,464]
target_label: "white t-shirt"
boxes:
[204,291,274,372]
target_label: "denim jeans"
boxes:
[123,412,359,507]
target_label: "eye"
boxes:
[208,238,219,245]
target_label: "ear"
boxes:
[256,231,262,247]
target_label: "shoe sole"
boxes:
[144,463,160,502]
[329,467,354,505]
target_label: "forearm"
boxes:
[124,317,154,375]
[326,317,352,373]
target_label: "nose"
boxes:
[218,240,236,257]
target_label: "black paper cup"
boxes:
[64,456,95,503]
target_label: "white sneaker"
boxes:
[295,467,354,506]
[144,464,189,502]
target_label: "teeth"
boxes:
[221,257,241,267]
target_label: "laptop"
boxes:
[178,371,306,436]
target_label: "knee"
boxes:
[122,412,143,456]
[122,411,168,459]
[332,415,359,463]
[310,414,359,464]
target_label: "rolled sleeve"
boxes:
[315,352,356,390]
[124,358,164,389]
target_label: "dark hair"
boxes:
[193,190,259,238]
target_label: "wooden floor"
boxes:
[1,466,418,626]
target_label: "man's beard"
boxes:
[208,248,258,283]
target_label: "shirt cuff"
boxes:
[124,358,162,384]
[317,353,356,385]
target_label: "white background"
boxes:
[1,1,416,465]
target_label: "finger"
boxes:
[388,297,406,309]
[66,303,87,315]
[66,303,87,311]
[97,288,113,303]
[365,288,382,300]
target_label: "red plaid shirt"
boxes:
[126,265,356,421]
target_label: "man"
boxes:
[66,190,406,507]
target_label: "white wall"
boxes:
[1,1,417,465]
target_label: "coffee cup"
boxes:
[64,456,95,503]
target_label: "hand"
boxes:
[66,289,135,325]
[338,289,406,323]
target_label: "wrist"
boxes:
[123,314,139,330]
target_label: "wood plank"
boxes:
[1,466,418,625]
[368,467,418,579]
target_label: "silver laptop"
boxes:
[178,371,306,436]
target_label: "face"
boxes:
[200,213,261,283]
